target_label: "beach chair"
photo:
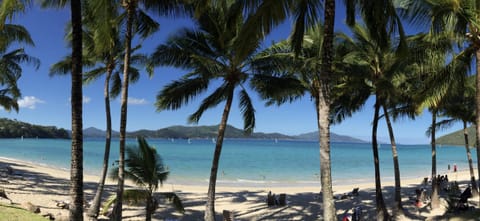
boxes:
[455,186,472,212]
[223,210,234,221]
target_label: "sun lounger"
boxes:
[455,186,472,212]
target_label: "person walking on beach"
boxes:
[453,164,457,172]
[448,164,450,172]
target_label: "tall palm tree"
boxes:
[406,0,480,203]
[408,32,457,209]
[70,0,83,219]
[111,0,188,218]
[437,75,479,196]
[318,1,336,219]
[229,1,342,219]
[40,0,83,219]
[339,24,416,219]
[112,1,159,219]
[252,26,370,221]
[104,137,184,221]
[81,2,120,218]
[151,2,275,220]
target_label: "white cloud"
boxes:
[83,96,91,104]
[127,97,148,105]
[18,96,45,109]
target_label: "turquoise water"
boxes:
[0,138,476,186]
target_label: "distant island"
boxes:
[436,126,475,146]
[84,125,367,143]
[0,117,367,143]
[0,118,69,139]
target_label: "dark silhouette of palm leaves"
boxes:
[106,137,184,217]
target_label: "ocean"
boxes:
[0,138,476,187]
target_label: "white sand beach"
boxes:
[0,157,478,220]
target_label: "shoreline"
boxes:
[1,156,478,220]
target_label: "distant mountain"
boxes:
[0,118,69,139]
[436,126,475,146]
[296,131,367,143]
[83,127,120,137]
[83,125,366,143]
[126,125,293,139]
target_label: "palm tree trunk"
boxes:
[70,0,84,220]
[463,120,479,197]
[315,88,335,220]
[382,106,403,217]
[430,110,440,209]
[88,64,113,220]
[475,49,480,205]
[205,87,234,221]
[112,1,134,220]
[372,98,389,221]
[145,194,154,221]
[318,1,336,219]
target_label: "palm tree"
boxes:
[318,1,337,219]
[232,1,337,219]
[0,20,39,121]
[437,75,479,196]
[151,2,276,220]
[40,0,84,219]
[406,0,480,203]
[339,24,418,219]
[408,32,457,209]
[112,0,188,218]
[50,36,149,221]
[104,137,184,221]
[252,27,371,221]
[343,1,411,219]
[70,0,83,219]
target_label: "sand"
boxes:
[0,157,478,220]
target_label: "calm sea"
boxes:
[0,138,476,187]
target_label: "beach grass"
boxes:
[0,203,48,221]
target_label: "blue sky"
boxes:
[0,3,465,144]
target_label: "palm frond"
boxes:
[238,89,255,134]
[156,77,209,111]
[426,118,457,137]
[134,10,159,39]
[158,192,185,213]
[110,72,122,98]
[290,0,322,55]
[250,74,305,106]
[83,67,107,85]
[188,83,229,123]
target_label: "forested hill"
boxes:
[436,127,475,146]
[84,125,366,142]
[86,125,293,139]
[0,118,69,139]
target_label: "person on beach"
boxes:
[453,164,457,172]
[448,164,450,172]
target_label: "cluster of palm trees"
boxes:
[2,0,480,220]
